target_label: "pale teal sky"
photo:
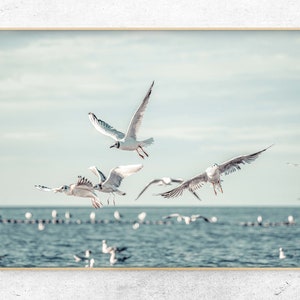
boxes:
[0,30,299,207]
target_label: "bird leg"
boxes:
[218,182,223,193]
[136,148,144,159]
[113,194,116,206]
[213,184,217,195]
[107,195,111,205]
[139,146,149,157]
[92,199,102,209]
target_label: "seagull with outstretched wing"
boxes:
[88,81,154,159]
[35,176,102,209]
[89,164,143,205]
[159,145,273,200]
[135,177,201,201]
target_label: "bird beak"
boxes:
[110,144,115,148]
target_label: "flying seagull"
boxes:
[89,164,143,205]
[135,177,201,201]
[88,81,155,159]
[286,162,299,167]
[35,176,103,209]
[163,213,214,224]
[159,145,273,200]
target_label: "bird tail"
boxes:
[116,190,126,196]
[141,137,154,147]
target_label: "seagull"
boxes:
[113,211,122,221]
[74,250,92,262]
[135,177,201,201]
[85,258,95,268]
[159,145,273,200]
[102,240,127,254]
[163,213,213,224]
[286,162,299,167]
[88,81,155,159]
[89,164,143,205]
[279,248,286,259]
[109,249,131,266]
[35,176,103,209]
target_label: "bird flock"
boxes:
[35,81,273,207]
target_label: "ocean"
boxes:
[0,206,299,268]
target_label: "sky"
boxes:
[0,30,299,207]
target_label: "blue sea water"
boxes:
[0,206,299,268]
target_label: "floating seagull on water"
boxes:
[85,258,95,268]
[109,249,131,266]
[163,213,214,224]
[159,145,273,200]
[74,249,92,262]
[35,176,103,209]
[114,211,122,221]
[89,164,143,205]
[88,81,154,159]
[279,248,286,259]
[102,240,127,254]
[135,177,201,201]
[74,250,95,267]
[286,162,299,167]
[132,212,147,230]
[25,212,32,220]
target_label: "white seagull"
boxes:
[279,248,286,259]
[109,249,131,266]
[159,145,273,200]
[74,249,92,262]
[74,250,95,267]
[135,177,201,201]
[286,162,299,167]
[102,240,127,254]
[89,164,143,205]
[163,213,213,224]
[35,176,103,209]
[88,81,154,159]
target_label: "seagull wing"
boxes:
[163,213,182,219]
[218,145,273,176]
[135,179,162,200]
[88,112,125,141]
[125,81,154,139]
[159,172,208,200]
[76,177,94,189]
[89,166,106,182]
[34,185,54,192]
[104,164,143,188]
[170,178,184,184]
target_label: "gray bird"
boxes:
[159,145,273,200]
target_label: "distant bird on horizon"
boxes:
[163,213,215,224]
[35,176,103,209]
[135,177,201,201]
[89,164,143,205]
[113,210,123,221]
[88,81,155,159]
[286,162,299,167]
[159,145,273,200]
